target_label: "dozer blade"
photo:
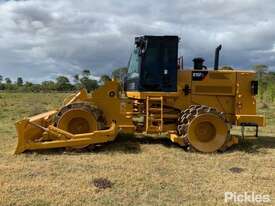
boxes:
[15,110,57,154]
[15,111,118,154]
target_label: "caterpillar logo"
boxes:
[192,71,208,81]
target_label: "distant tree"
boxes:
[5,77,11,84]
[266,72,275,102]
[252,64,268,101]
[220,66,233,70]
[22,81,34,92]
[17,77,23,86]
[112,67,127,90]
[0,75,3,90]
[73,74,80,84]
[112,67,128,82]
[99,74,111,85]
[30,84,42,92]
[253,64,268,76]
[3,77,15,90]
[269,71,275,81]
[80,76,98,92]
[82,69,91,77]
[55,76,73,91]
[41,81,56,91]
[25,81,33,87]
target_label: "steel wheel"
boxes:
[55,103,105,149]
[188,113,228,153]
[177,105,229,153]
[57,109,97,134]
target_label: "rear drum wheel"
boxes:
[177,105,229,153]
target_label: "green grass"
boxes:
[0,92,274,206]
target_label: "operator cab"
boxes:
[125,36,179,92]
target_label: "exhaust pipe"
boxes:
[214,45,222,70]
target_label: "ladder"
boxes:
[146,96,163,133]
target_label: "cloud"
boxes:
[0,0,274,82]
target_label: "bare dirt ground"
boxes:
[0,93,274,206]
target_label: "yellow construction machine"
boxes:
[15,36,265,154]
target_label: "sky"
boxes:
[0,0,274,82]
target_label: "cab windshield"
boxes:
[127,48,140,78]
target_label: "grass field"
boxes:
[0,92,274,206]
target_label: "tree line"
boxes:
[252,64,275,103]
[0,65,274,103]
[0,67,127,92]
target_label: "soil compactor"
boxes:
[15,36,265,154]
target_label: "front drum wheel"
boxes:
[54,103,105,149]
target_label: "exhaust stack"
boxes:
[214,45,222,70]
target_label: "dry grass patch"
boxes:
[0,92,274,206]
